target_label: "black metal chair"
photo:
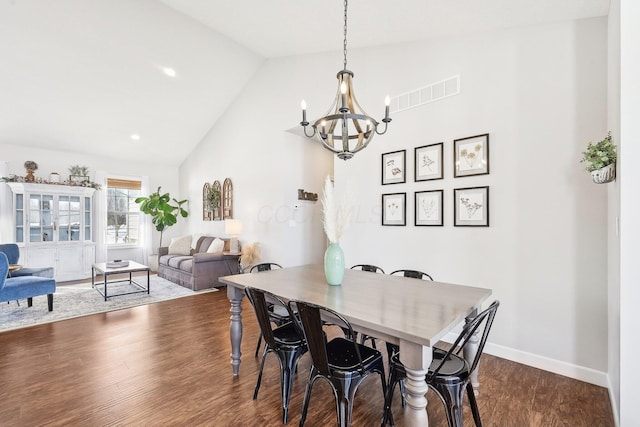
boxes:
[350,264,385,274]
[250,263,287,357]
[291,299,387,427]
[382,301,500,427]
[389,269,433,281]
[245,287,307,424]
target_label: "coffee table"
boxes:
[91,261,150,301]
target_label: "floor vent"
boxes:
[389,75,460,114]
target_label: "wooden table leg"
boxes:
[400,340,432,426]
[227,285,244,376]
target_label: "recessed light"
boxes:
[162,67,177,78]
[130,134,141,141]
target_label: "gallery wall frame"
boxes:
[382,150,406,185]
[453,186,489,227]
[382,192,406,226]
[415,143,444,181]
[415,190,444,226]
[454,133,490,177]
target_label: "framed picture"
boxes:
[454,133,489,177]
[69,175,89,184]
[415,190,443,226]
[382,193,406,226]
[381,150,406,185]
[415,143,443,181]
[454,186,489,227]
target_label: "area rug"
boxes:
[0,275,217,333]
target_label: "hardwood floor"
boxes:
[0,289,614,426]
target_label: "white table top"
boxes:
[220,264,492,347]
[92,261,150,274]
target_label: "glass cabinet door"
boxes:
[58,195,81,241]
[29,194,54,242]
[15,193,24,243]
[84,196,91,241]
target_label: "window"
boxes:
[106,178,141,245]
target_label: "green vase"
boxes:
[324,243,345,286]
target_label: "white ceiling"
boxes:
[0,0,609,167]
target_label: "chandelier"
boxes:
[300,0,391,160]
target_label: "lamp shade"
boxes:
[225,219,243,235]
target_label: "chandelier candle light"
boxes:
[300,0,391,160]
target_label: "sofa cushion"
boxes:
[168,235,192,255]
[206,238,225,253]
[167,255,192,269]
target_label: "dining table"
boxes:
[220,264,492,426]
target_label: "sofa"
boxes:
[158,235,240,291]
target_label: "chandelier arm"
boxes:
[375,121,391,135]
[302,124,317,138]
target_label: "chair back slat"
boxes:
[390,269,433,281]
[245,287,293,349]
[350,264,385,274]
[292,300,365,376]
[250,263,283,273]
[428,300,500,379]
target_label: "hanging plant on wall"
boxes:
[207,187,221,210]
[580,132,617,184]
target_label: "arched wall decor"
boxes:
[202,182,212,221]
[212,180,222,221]
[223,178,233,219]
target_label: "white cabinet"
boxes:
[7,182,96,281]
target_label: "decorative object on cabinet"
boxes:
[415,190,444,226]
[68,165,90,184]
[211,180,222,220]
[581,131,616,184]
[298,0,391,161]
[454,186,489,227]
[222,178,233,219]
[415,143,444,181]
[24,160,38,182]
[454,133,490,177]
[1,174,101,189]
[49,172,60,183]
[135,186,189,248]
[382,150,406,185]
[6,182,96,281]
[382,192,406,226]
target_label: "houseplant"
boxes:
[135,187,189,248]
[580,132,617,183]
[24,160,38,182]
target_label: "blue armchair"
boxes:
[1,252,56,311]
[0,243,54,278]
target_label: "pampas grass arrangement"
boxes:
[241,242,260,272]
[321,176,351,243]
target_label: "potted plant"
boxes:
[135,187,189,248]
[580,132,617,184]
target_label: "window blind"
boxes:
[107,178,141,190]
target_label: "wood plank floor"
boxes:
[0,289,614,426]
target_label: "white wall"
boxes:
[0,144,184,252]
[331,19,610,379]
[619,0,640,424]
[179,56,334,267]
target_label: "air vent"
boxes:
[389,75,460,114]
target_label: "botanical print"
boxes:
[385,197,403,221]
[458,192,483,221]
[457,140,484,171]
[418,148,437,175]
[384,153,404,180]
[418,194,439,221]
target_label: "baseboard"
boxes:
[607,375,620,427]
[442,332,609,387]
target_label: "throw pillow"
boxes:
[206,238,225,253]
[191,233,203,250]
[168,235,192,255]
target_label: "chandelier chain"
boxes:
[343,0,348,70]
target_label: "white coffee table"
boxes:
[91,261,150,301]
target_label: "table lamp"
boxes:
[225,219,243,253]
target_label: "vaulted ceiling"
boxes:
[0,0,609,166]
